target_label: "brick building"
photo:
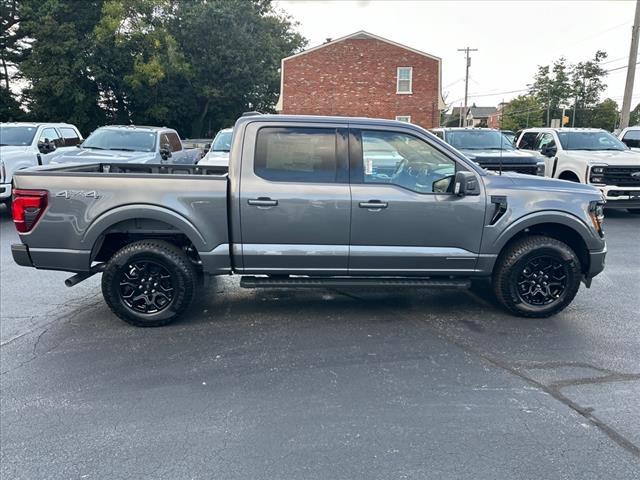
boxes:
[275,31,445,128]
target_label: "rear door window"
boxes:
[166,132,182,152]
[60,127,81,146]
[254,127,338,183]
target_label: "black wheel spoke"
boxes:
[118,260,175,314]
[516,255,569,307]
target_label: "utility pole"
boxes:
[620,0,640,129]
[458,46,478,127]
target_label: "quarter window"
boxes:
[361,130,457,194]
[396,67,413,94]
[255,127,338,183]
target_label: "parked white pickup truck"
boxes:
[0,122,83,206]
[198,127,232,167]
[516,128,640,212]
[50,125,202,166]
[618,126,640,151]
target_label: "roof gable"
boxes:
[282,30,441,63]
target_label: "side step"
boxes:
[240,276,471,289]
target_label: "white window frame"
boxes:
[396,67,413,94]
[395,115,411,123]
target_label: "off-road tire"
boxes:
[102,240,196,327]
[492,235,581,318]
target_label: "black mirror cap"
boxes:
[454,170,480,196]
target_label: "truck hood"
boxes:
[461,148,542,165]
[565,149,640,166]
[0,145,32,161]
[485,170,602,197]
[198,150,229,166]
[50,148,156,164]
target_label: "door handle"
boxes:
[359,201,388,209]
[248,197,278,207]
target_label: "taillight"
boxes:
[12,189,48,233]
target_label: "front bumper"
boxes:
[595,185,640,209]
[0,183,11,199]
[11,243,33,267]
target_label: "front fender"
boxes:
[489,210,603,253]
[82,204,208,253]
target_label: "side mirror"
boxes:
[37,138,56,154]
[453,170,480,197]
[540,145,556,157]
[160,143,172,160]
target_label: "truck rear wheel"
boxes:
[492,235,581,318]
[101,240,196,327]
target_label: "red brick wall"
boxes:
[280,38,441,129]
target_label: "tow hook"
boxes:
[65,263,106,287]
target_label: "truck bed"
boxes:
[12,162,231,274]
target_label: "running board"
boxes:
[240,276,471,289]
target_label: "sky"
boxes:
[275,0,639,111]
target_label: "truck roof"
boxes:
[234,114,432,130]
[431,127,497,132]
[0,122,77,127]
[98,125,173,132]
[521,127,606,133]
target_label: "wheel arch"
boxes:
[491,212,600,275]
[83,205,207,262]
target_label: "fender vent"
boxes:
[490,195,508,225]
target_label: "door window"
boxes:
[166,132,182,152]
[254,127,338,183]
[39,127,63,147]
[518,132,538,150]
[621,130,640,148]
[60,127,81,146]
[534,133,556,151]
[361,130,457,194]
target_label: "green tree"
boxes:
[499,95,544,131]
[530,58,573,125]
[571,50,608,109]
[0,0,27,119]
[578,98,618,131]
[629,103,640,126]
[19,0,106,133]
[170,0,306,137]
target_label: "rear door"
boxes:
[239,121,351,274]
[348,125,486,275]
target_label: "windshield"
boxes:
[212,131,232,151]
[0,126,38,146]
[446,130,515,150]
[82,128,156,152]
[557,131,626,151]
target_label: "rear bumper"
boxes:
[11,243,33,267]
[0,183,11,199]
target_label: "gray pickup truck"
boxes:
[11,114,607,327]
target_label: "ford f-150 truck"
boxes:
[50,125,202,165]
[11,114,607,327]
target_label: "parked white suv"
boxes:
[0,122,83,206]
[516,128,640,212]
[618,126,640,151]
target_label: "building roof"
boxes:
[451,106,498,118]
[276,30,445,111]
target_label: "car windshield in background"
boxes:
[446,130,515,150]
[82,129,156,152]
[212,131,232,151]
[0,126,38,146]
[557,131,626,151]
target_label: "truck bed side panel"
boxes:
[13,172,229,273]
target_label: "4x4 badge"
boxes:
[56,190,101,199]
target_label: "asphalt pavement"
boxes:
[1,204,639,479]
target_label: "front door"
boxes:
[348,127,486,275]
[239,122,351,274]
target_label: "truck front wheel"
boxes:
[492,236,582,318]
[102,240,196,327]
